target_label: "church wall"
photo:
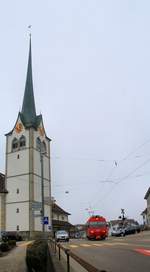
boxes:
[6,176,29,202]
[7,149,29,177]
[6,202,29,231]
[33,149,50,180]
[33,176,50,201]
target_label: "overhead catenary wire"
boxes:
[92,156,150,208]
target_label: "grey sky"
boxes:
[0,0,150,224]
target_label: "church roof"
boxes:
[144,187,150,200]
[20,37,42,129]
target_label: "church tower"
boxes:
[4,38,52,238]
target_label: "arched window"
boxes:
[19,135,26,149]
[12,138,18,151]
[42,141,47,154]
[36,137,41,151]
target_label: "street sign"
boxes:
[32,201,42,210]
[34,214,41,217]
[43,216,49,225]
[48,225,52,230]
[33,210,41,217]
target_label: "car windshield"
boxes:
[56,230,67,235]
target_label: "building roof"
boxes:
[52,203,71,215]
[52,219,73,228]
[141,208,147,215]
[109,219,137,226]
[144,187,150,200]
[0,173,7,193]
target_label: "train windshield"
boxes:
[88,222,106,228]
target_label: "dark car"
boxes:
[124,225,136,235]
[2,231,22,242]
[124,223,141,235]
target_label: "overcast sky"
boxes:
[0,0,150,224]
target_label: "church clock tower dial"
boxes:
[15,122,23,133]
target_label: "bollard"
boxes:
[58,246,61,260]
[66,249,70,272]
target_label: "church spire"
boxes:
[21,36,36,127]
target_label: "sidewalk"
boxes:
[0,242,30,272]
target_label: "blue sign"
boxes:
[43,216,49,225]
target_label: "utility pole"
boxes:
[121,209,125,221]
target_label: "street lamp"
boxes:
[40,143,46,234]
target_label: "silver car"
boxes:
[55,230,69,242]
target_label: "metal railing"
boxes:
[49,238,107,272]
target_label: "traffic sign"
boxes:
[32,201,42,210]
[43,216,49,225]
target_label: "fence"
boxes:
[49,238,107,272]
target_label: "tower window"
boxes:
[19,135,26,149]
[12,138,18,151]
[16,225,19,231]
[42,141,47,154]
[16,208,19,213]
[16,188,19,194]
[36,137,41,151]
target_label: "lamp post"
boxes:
[40,144,45,234]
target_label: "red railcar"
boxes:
[86,215,108,240]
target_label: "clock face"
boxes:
[38,127,44,137]
[15,122,23,133]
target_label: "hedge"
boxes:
[26,240,48,272]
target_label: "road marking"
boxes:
[92,243,104,247]
[80,243,91,247]
[112,242,130,246]
[69,245,78,248]
[135,248,150,256]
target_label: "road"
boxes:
[61,231,150,272]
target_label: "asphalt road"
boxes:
[61,231,150,272]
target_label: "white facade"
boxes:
[5,117,52,236]
[147,195,150,225]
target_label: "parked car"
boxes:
[111,227,125,237]
[55,230,69,242]
[124,223,141,235]
[2,231,22,242]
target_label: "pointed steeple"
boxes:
[21,36,36,127]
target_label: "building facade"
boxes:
[144,187,150,226]
[52,202,74,236]
[2,38,52,238]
